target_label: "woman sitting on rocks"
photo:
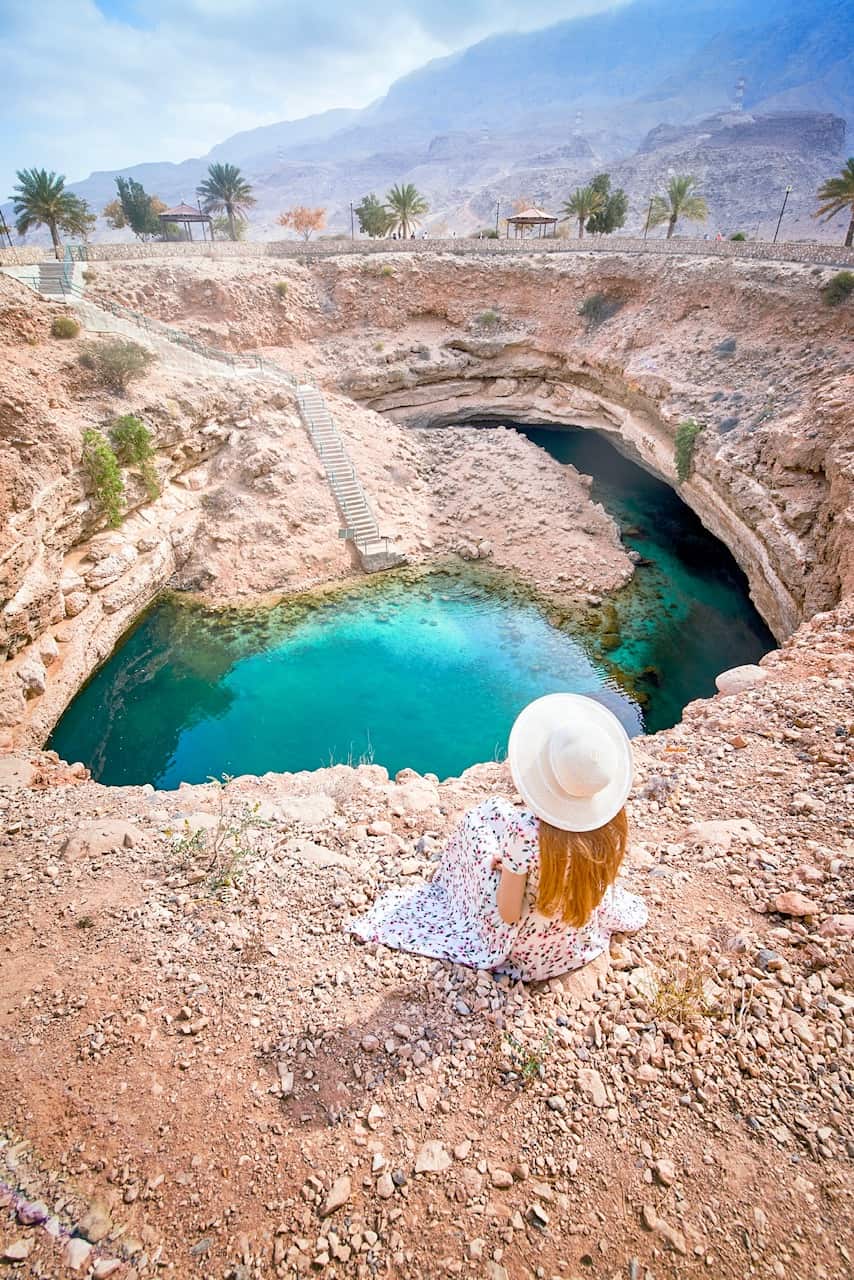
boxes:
[349,693,647,981]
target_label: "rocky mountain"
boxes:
[7,0,852,243]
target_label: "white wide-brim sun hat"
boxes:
[508,693,634,832]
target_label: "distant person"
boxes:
[349,695,647,980]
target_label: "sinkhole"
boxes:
[49,426,774,787]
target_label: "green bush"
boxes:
[729,231,746,241]
[274,281,288,297]
[82,269,97,283]
[380,265,394,278]
[675,419,702,484]
[79,339,155,392]
[579,292,624,330]
[109,414,159,500]
[822,271,854,306]
[82,428,124,526]
[51,315,80,339]
[476,308,501,329]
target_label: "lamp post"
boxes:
[643,196,654,241]
[773,186,792,245]
[495,200,500,236]
[350,201,355,241]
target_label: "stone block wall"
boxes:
[3,236,853,269]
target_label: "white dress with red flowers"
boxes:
[348,797,647,981]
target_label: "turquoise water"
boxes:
[49,574,643,788]
[519,426,774,729]
[49,426,774,787]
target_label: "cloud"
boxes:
[0,0,621,191]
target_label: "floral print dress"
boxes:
[348,797,648,981]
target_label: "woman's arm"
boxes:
[496,866,527,925]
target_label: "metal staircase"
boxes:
[4,250,402,572]
[297,384,400,570]
[36,261,70,298]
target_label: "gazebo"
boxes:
[505,206,558,238]
[158,202,213,242]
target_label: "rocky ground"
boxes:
[87,251,854,638]
[0,602,852,1279]
[1,252,852,1278]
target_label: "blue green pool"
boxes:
[49,426,774,787]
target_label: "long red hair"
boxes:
[536,808,628,926]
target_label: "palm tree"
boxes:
[561,186,605,239]
[386,183,428,238]
[648,175,708,239]
[10,168,93,258]
[196,163,256,241]
[815,158,854,247]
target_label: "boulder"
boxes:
[39,633,59,666]
[773,891,818,917]
[84,546,138,590]
[715,664,768,696]
[277,793,336,825]
[320,1175,351,1217]
[818,914,854,938]
[18,655,47,698]
[63,589,90,617]
[61,819,145,860]
[577,1067,608,1108]
[389,776,440,814]
[414,1140,452,1174]
[683,817,764,851]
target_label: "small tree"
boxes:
[196,162,255,241]
[815,158,854,247]
[675,419,702,483]
[821,271,854,306]
[102,197,126,230]
[648,175,708,239]
[82,429,124,527]
[561,186,605,239]
[211,214,244,241]
[110,414,159,499]
[79,339,156,393]
[355,193,394,238]
[109,177,162,241]
[278,206,326,241]
[10,168,94,259]
[51,316,81,339]
[585,174,628,235]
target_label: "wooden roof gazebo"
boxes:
[506,206,558,238]
[158,202,213,242]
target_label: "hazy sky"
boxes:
[0,0,623,191]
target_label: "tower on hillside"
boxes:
[733,77,746,112]
[573,109,583,136]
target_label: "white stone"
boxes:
[65,1238,93,1271]
[715,664,767,696]
[18,655,47,698]
[414,1140,452,1174]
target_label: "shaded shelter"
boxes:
[506,207,558,238]
[158,202,213,242]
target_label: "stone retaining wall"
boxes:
[3,235,853,269]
